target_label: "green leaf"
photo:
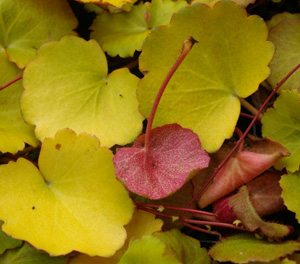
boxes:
[0,0,77,68]
[0,52,38,154]
[0,129,134,257]
[268,19,300,91]
[118,229,211,264]
[118,235,181,264]
[209,233,300,263]
[0,221,22,255]
[0,243,68,264]
[280,171,300,223]
[21,35,143,148]
[262,90,300,172]
[91,0,187,57]
[138,1,274,152]
[153,229,211,264]
[69,210,163,264]
[266,12,300,28]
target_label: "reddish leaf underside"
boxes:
[199,137,289,208]
[113,124,210,199]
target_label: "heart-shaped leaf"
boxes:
[0,52,38,154]
[0,129,134,257]
[21,35,144,148]
[138,1,274,152]
[0,0,77,68]
[90,0,187,57]
[113,124,210,199]
[199,136,289,208]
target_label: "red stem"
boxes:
[144,37,198,154]
[135,202,216,217]
[0,74,23,92]
[181,63,300,216]
[240,112,256,120]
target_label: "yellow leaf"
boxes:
[0,129,134,257]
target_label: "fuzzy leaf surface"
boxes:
[21,35,143,148]
[138,1,274,152]
[0,52,38,154]
[199,136,288,208]
[268,19,300,91]
[0,222,22,255]
[262,90,300,172]
[0,243,68,264]
[69,210,163,264]
[229,186,291,238]
[0,0,77,68]
[113,124,210,199]
[209,233,300,263]
[90,0,187,57]
[0,129,134,257]
[280,171,300,223]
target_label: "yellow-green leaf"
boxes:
[21,35,143,148]
[0,52,38,154]
[280,171,300,223]
[268,19,300,91]
[0,0,77,68]
[0,129,134,257]
[90,0,187,57]
[209,233,300,263]
[77,0,132,8]
[138,1,274,152]
[69,210,163,264]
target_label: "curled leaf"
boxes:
[199,136,289,208]
[229,186,292,238]
[113,124,210,199]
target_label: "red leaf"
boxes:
[113,124,210,199]
[199,137,289,208]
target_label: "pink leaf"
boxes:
[113,124,210,200]
[199,137,289,208]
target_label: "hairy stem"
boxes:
[144,37,197,154]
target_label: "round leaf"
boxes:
[138,1,274,152]
[262,90,300,172]
[0,52,38,154]
[209,233,300,263]
[0,0,77,68]
[113,124,210,199]
[21,35,143,148]
[90,0,187,57]
[0,129,134,256]
[280,171,300,223]
[268,19,300,91]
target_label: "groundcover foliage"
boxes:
[1,0,300,263]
